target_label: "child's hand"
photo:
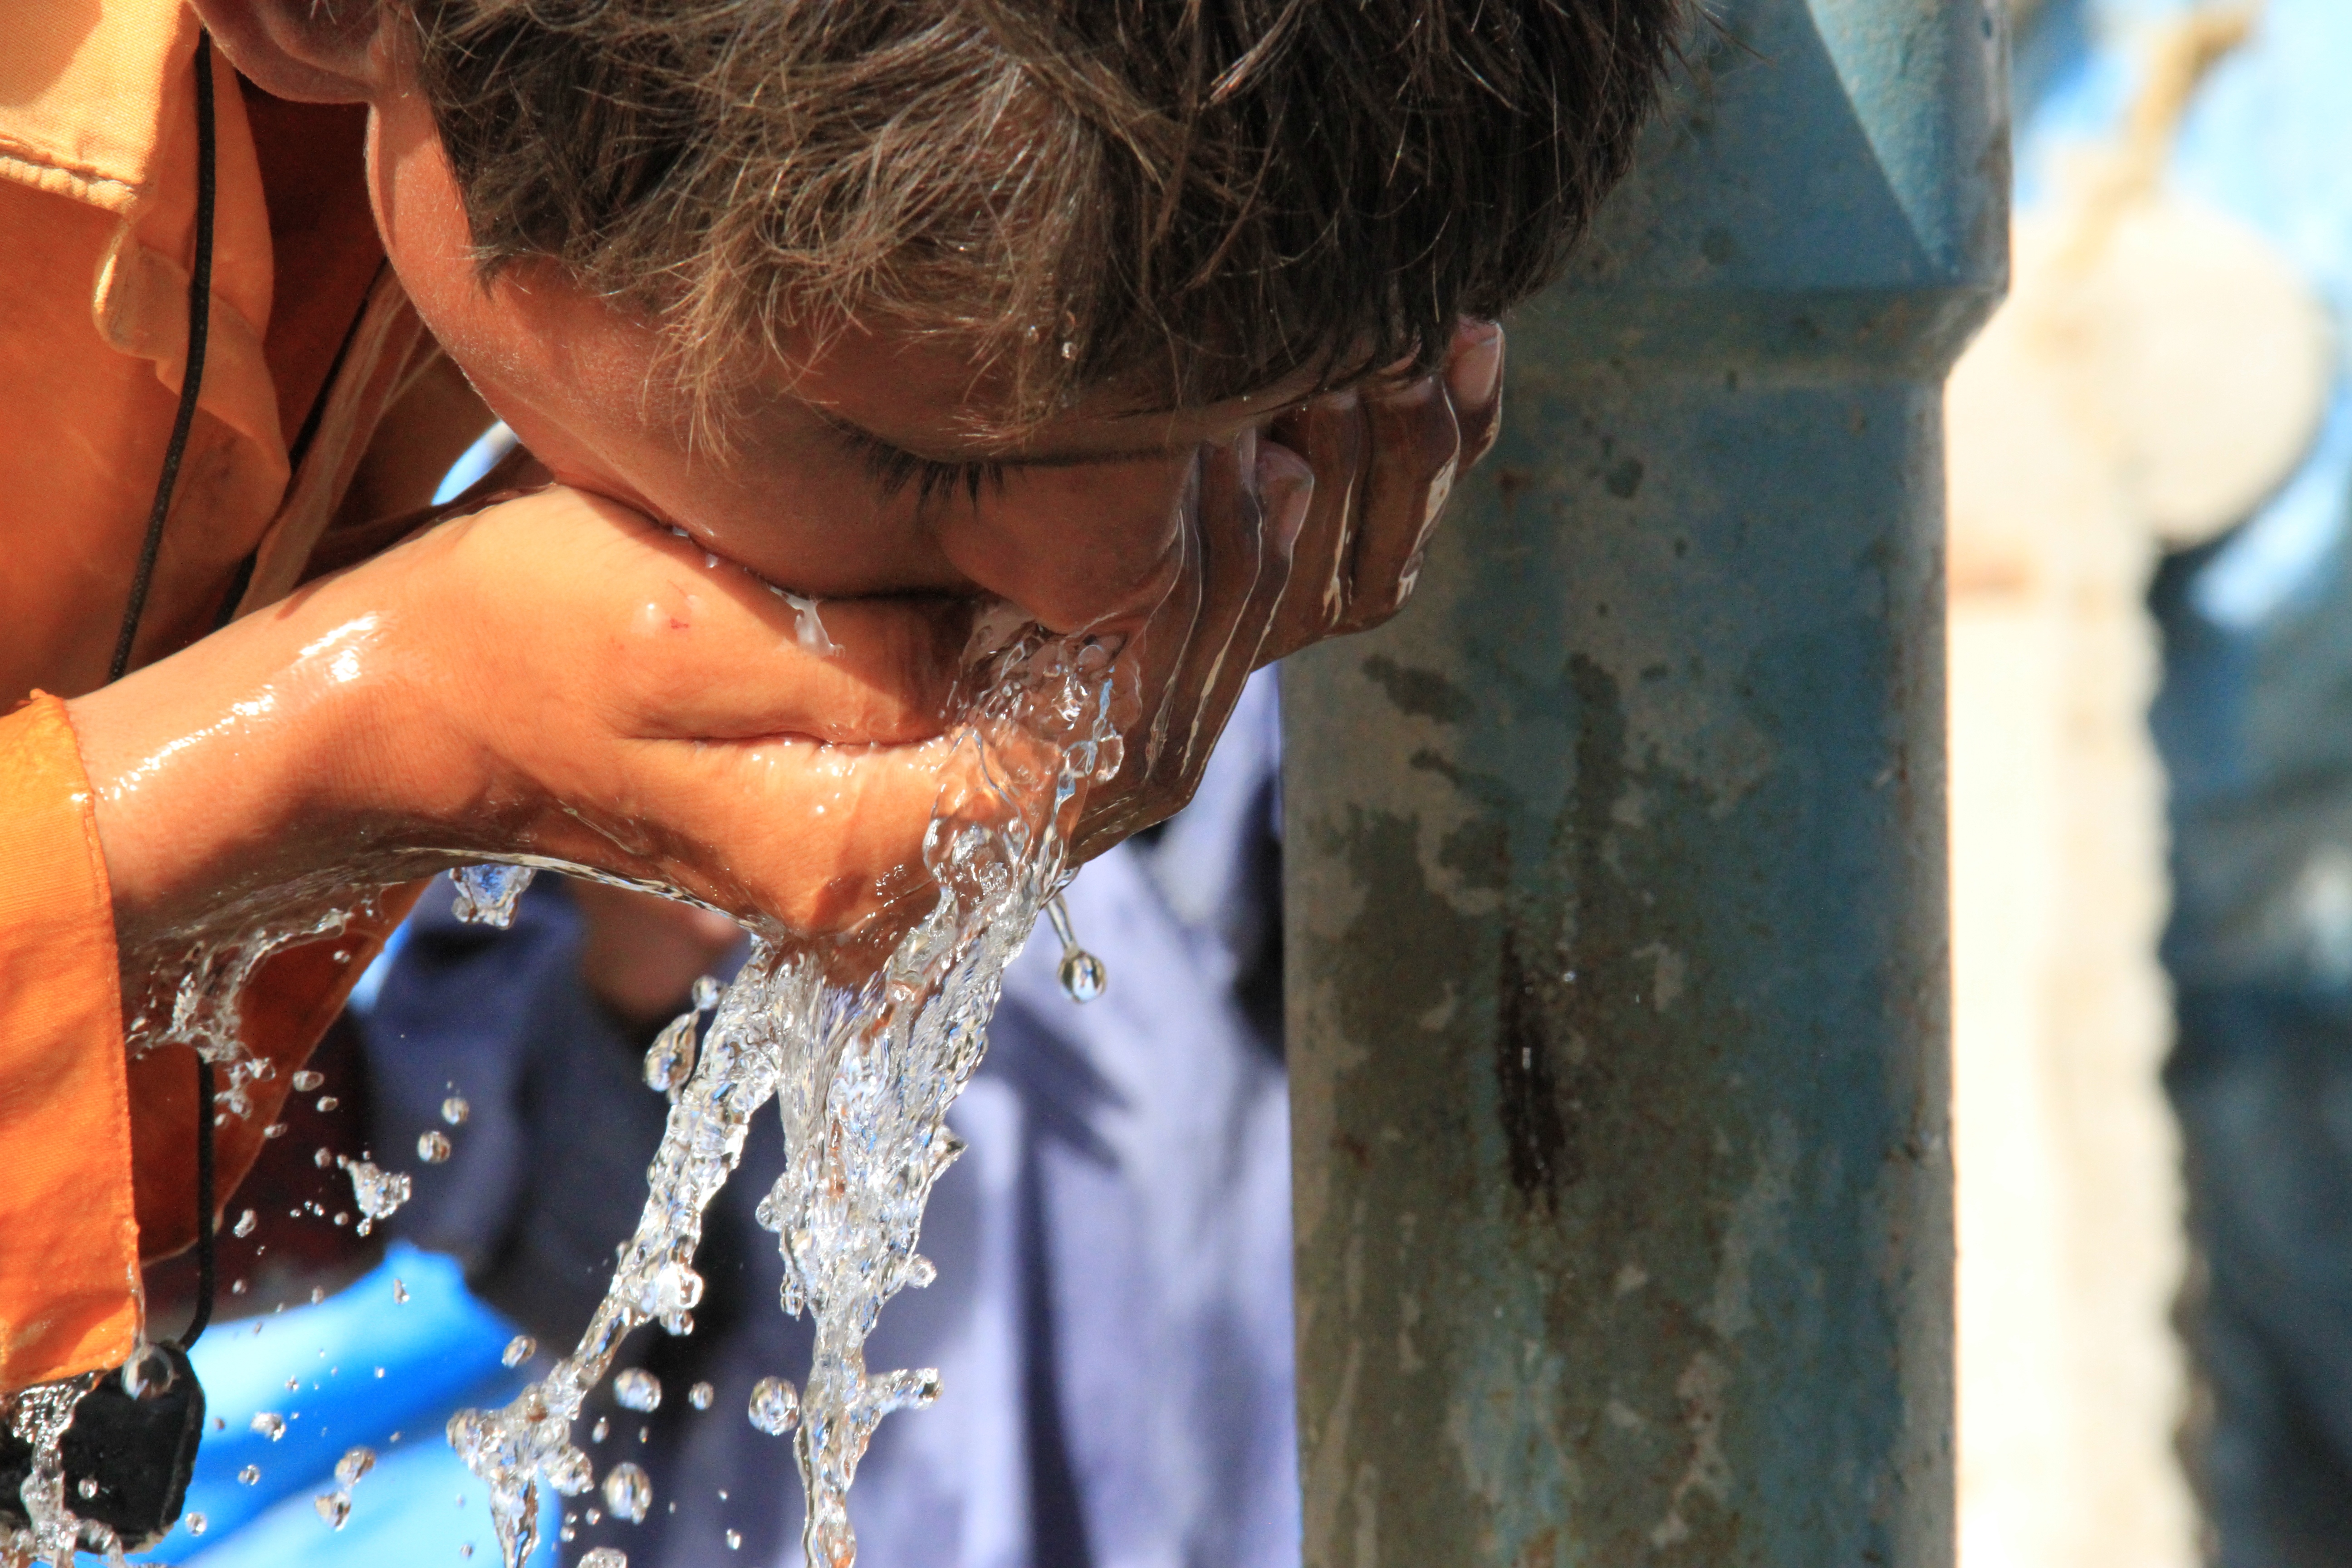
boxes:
[72,486,975,950]
[1069,318,1504,858]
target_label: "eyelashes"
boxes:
[843,426,1011,509]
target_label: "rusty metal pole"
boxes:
[1281,0,2007,1562]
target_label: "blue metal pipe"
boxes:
[1282,1,2006,1561]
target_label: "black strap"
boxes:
[174,1057,217,1350]
[101,30,221,1352]
[108,30,216,687]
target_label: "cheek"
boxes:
[940,458,1192,632]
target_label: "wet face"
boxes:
[368,85,1317,634]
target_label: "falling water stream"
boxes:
[447,617,1121,1568]
[5,612,1119,1568]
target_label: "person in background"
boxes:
[2008,0,2352,1559]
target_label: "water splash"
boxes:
[0,1373,117,1568]
[450,865,536,928]
[448,624,1121,1568]
[123,892,387,1117]
[339,1157,412,1236]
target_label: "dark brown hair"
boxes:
[405,0,1686,420]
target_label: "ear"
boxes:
[190,0,393,103]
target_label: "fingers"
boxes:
[594,726,967,935]
[1073,435,1311,860]
[431,493,970,748]
[1336,374,1462,634]
[1263,390,1368,663]
[1289,318,1500,643]
[1446,319,1506,469]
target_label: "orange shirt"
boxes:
[0,0,456,1388]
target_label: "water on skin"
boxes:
[447,625,1121,1568]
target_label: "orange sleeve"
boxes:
[0,696,424,1392]
[0,694,140,1391]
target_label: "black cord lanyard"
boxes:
[108,27,220,1355]
[0,34,233,1547]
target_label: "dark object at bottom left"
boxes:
[0,1343,206,1552]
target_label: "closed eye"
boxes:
[834,423,1011,509]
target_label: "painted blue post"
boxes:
[1281,0,2006,1562]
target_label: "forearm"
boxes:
[65,573,462,956]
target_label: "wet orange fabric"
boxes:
[0,0,441,1389]
[0,696,140,1390]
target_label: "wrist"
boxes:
[65,574,463,950]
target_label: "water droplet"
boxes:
[602,1461,652,1524]
[450,864,535,927]
[77,1477,97,1500]
[392,1278,409,1303]
[233,1208,257,1238]
[315,1491,352,1529]
[314,1147,333,1169]
[547,1446,594,1497]
[441,1096,470,1126]
[459,1545,474,1559]
[251,1412,286,1440]
[418,1129,452,1163]
[286,1376,301,1392]
[1058,948,1107,1003]
[293,1071,325,1092]
[580,1550,627,1568]
[691,975,721,1011]
[262,1122,288,1139]
[687,1381,713,1411]
[726,1530,742,1551]
[339,1156,412,1236]
[591,1417,609,1444]
[748,1377,799,1435]
[336,1446,376,1487]
[187,1512,207,1536]
[1046,895,1107,1002]
[613,1369,661,1413]
[642,1012,697,1095]
[503,1335,536,1368]
[314,1095,339,1112]
[239,1465,260,1485]
[642,1261,703,1331]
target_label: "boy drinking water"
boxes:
[0,0,1682,1392]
